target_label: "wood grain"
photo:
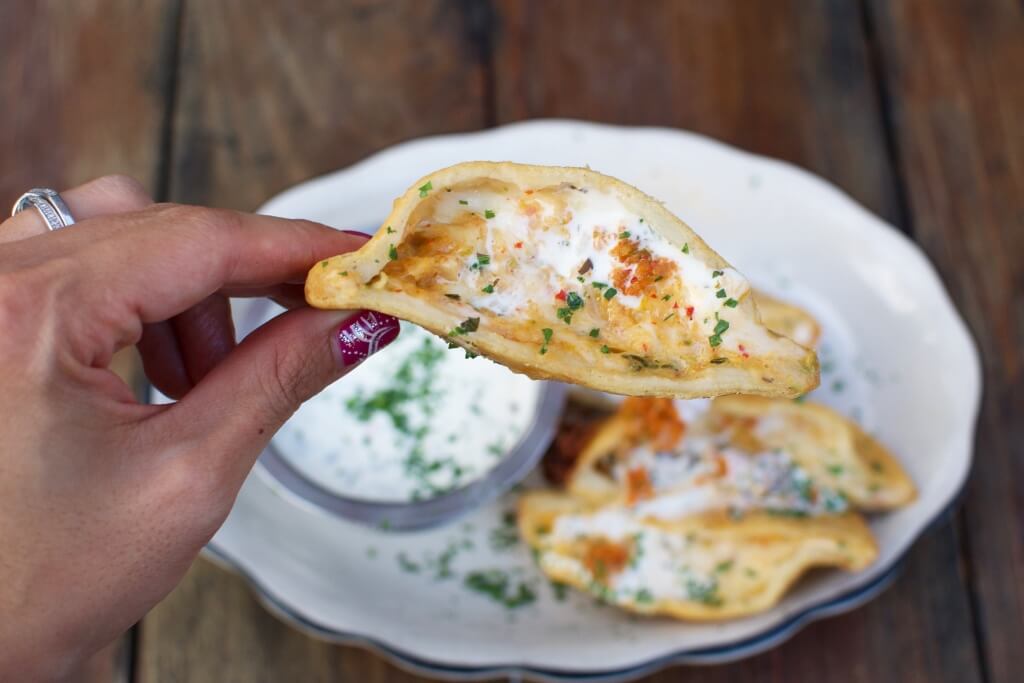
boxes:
[492,0,904,226]
[0,2,180,681]
[167,0,488,210]
[0,0,179,204]
[138,557,485,683]
[867,1,1024,681]
[491,2,983,682]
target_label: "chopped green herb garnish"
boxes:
[635,588,654,604]
[712,270,723,278]
[397,553,420,573]
[340,271,348,276]
[418,181,433,197]
[653,275,664,282]
[603,287,618,300]
[716,289,727,298]
[566,291,584,310]
[458,199,468,205]
[464,570,536,609]
[600,345,610,354]
[619,231,631,239]
[662,294,672,301]
[320,260,329,268]
[540,327,553,355]
[445,293,461,300]
[484,209,496,219]
[725,298,738,308]
[386,225,395,234]
[682,243,689,254]
[684,577,723,606]
[450,317,480,336]
[589,328,600,338]
[710,357,728,364]
[709,334,722,347]
[470,253,491,270]
[664,313,675,321]
[592,281,608,290]
[714,560,734,574]
[388,244,398,261]
[714,319,730,335]
[827,464,844,476]
[482,281,496,294]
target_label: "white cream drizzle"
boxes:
[428,185,763,352]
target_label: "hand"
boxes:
[0,176,400,680]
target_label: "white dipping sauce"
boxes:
[273,323,541,502]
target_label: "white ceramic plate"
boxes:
[199,121,980,681]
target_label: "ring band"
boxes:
[11,188,76,231]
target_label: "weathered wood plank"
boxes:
[493,0,903,225]
[491,2,983,682]
[139,558,479,683]
[867,1,1024,682]
[0,0,179,204]
[137,1,488,681]
[0,2,181,681]
[167,0,488,210]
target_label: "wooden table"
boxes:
[2,1,1020,681]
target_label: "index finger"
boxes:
[19,203,365,324]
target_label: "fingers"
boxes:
[158,308,400,486]
[137,321,191,399]
[0,175,152,243]
[138,294,236,399]
[44,205,366,324]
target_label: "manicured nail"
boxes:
[342,229,370,238]
[333,310,400,368]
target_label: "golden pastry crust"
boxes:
[518,491,877,620]
[306,162,819,399]
[752,290,821,348]
[567,396,916,511]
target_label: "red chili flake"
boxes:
[630,276,639,284]
[650,292,657,298]
[685,306,695,320]
[525,189,534,195]
[739,344,750,359]
[555,289,567,301]
[514,241,523,249]
[673,302,679,309]
[642,343,649,352]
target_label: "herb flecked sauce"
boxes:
[273,323,541,502]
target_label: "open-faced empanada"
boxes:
[518,491,877,620]
[566,397,915,512]
[307,162,819,398]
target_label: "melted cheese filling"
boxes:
[382,180,783,372]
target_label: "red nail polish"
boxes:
[342,229,370,238]
[334,310,400,368]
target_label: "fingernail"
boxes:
[333,310,400,368]
[342,229,370,238]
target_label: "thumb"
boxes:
[162,307,400,482]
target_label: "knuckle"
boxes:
[90,174,153,211]
[260,345,317,421]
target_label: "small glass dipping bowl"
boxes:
[239,298,567,531]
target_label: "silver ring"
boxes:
[11,188,76,231]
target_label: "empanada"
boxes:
[566,397,915,512]
[307,162,819,398]
[518,491,877,620]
